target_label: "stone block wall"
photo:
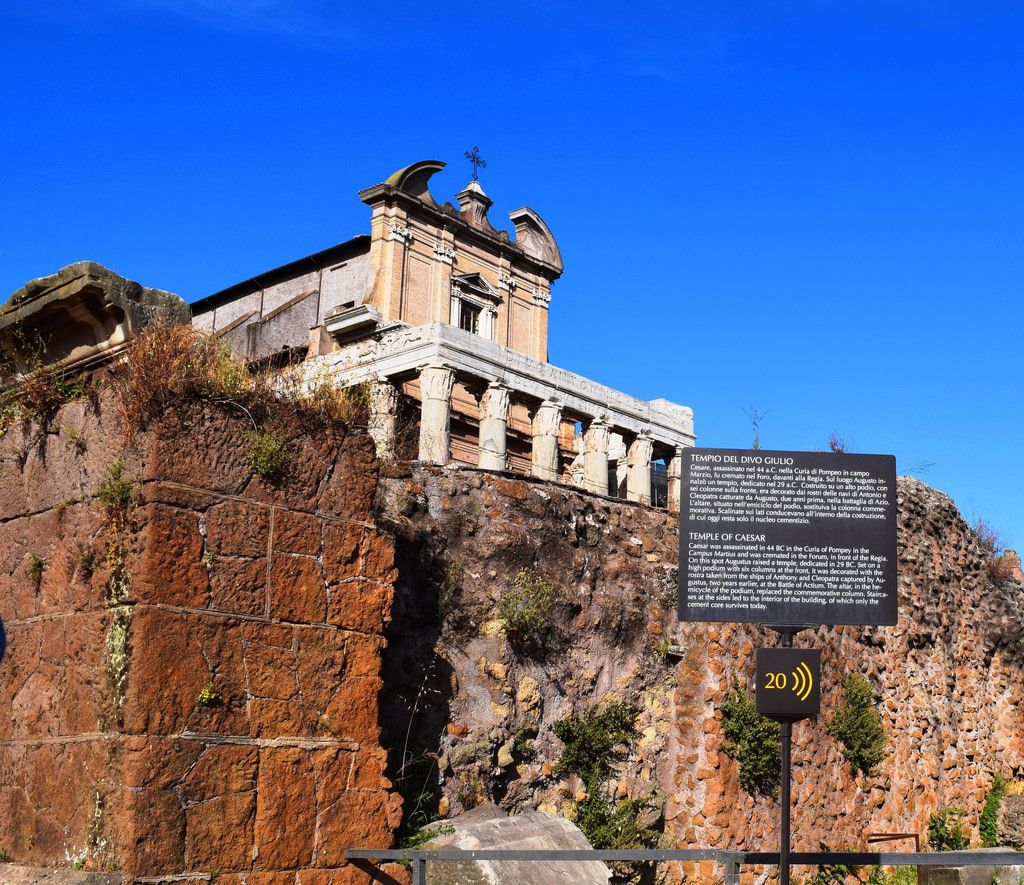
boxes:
[0,395,403,881]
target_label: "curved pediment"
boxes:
[509,207,563,273]
[383,160,446,206]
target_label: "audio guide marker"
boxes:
[755,647,821,720]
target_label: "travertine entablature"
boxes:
[0,261,189,379]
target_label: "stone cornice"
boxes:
[316,322,695,449]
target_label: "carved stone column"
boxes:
[668,446,684,513]
[417,363,455,464]
[531,400,562,481]
[368,378,400,462]
[583,418,611,496]
[626,434,654,504]
[478,382,510,471]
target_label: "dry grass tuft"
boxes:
[111,321,369,438]
[112,322,253,435]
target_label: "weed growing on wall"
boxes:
[97,460,136,528]
[979,773,1007,847]
[244,430,290,480]
[927,807,969,851]
[112,322,250,435]
[195,683,223,708]
[827,673,887,778]
[0,368,88,436]
[112,321,370,440]
[499,567,557,647]
[27,552,45,592]
[720,679,781,799]
[0,324,90,435]
[96,459,138,722]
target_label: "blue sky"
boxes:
[3,1,1022,549]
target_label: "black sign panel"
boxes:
[679,448,897,626]
[755,648,821,721]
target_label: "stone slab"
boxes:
[421,802,611,884]
[919,849,1024,884]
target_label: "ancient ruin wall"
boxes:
[380,467,1024,883]
[0,394,402,881]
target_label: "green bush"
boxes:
[554,701,637,786]
[827,673,887,778]
[721,680,781,798]
[866,866,917,884]
[499,567,557,643]
[927,807,969,851]
[806,844,862,884]
[574,794,660,851]
[553,701,659,851]
[979,773,1007,847]
[245,430,290,480]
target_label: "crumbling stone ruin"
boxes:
[1,165,1022,883]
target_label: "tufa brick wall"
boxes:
[0,394,403,882]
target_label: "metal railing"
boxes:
[346,847,1024,885]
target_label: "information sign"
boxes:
[755,648,821,720]
[679,448,897,625]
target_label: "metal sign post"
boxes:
[677,447,898,885]
[756,636,821,885]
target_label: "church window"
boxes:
[449,273,500,341]
[459,301,481,334]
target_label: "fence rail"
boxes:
[346,847,1023,885]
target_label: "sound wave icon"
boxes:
[791,662,814,701]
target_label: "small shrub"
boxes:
[27,552,45,592]
[927,806,969,851]
[281,366,370,425]
[807,844,862,884]
[980,773,1007,847]
[574,793,660,851]
[195,683,223,707]
[61,423,87,453]
[499,567,557,644]
[245,430,290,480]
[72,546,96,582]
[827,673,887,778]
[0,359,88,434]
[866,866,917,884]
[554,701,659,852]
[554,701,638,787]
[399,822,454,851]
[720,680,781,798]
[973,517,1006,556]
[988,553,1018,584]
[97,460,136,523]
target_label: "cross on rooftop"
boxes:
[464,146,487,182]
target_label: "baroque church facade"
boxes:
[190,159,695,508]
